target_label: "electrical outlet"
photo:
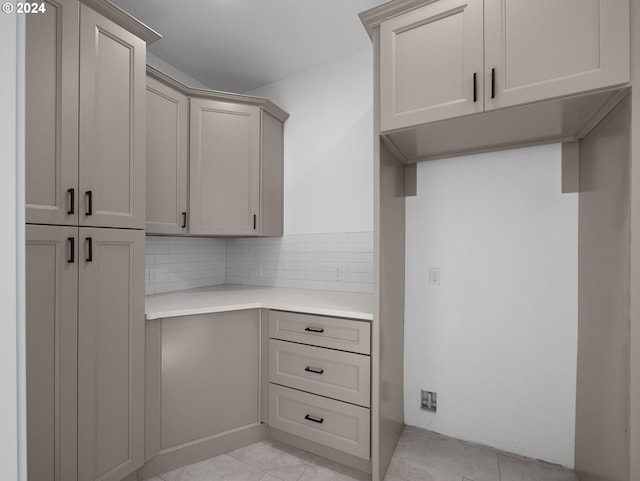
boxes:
[255,263,263,277]
[429,267,440,286]
[150,269,158,283]
[421,390,437,412]
[335,267,343,281]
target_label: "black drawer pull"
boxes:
[67,237,75,263]
[304,326,324,333]
[491,68,496,99]
[86,190,93,216]
[181,212,187,228]
[86,237,93,262]
[473,72,477,102]
[67,188,75,215]
[304,414,324,424]
[304,366,324,375]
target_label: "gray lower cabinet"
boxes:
[268,310,372,461]
[26,226,145,481]
[77,228,145,481]
[26,225,78,481]
[142,309,266,476]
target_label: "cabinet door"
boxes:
[146,76,189,235]
[154,310,261,451]
[25,0,79,225]
[189,98,260,235]
[380,0,484,132]
[78,228,145,481]
[484,0,630,110]
[79,5,145,229]
[26,224,78,481]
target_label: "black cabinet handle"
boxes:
[182,212,187,228]
[304,326,324,333]
[473,73,477,102]
[304,414,324,424]
[253,214,257,230]
[86,237,93,262]
[67,188,75,215]
[491,68,496,99]
[67,237,75,263]
[304,366,324,375]
[86,191,93,216]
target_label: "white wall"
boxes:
[404,144,578,467]
[246,50,373,235]
[1,11,24,480]
[147,52,209,88]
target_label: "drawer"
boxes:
[269,384,370,459]
[269,310,370,354]
[270,339,370,407]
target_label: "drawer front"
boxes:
[269,384,370,459]
[269,310,370,354]
[270,339,370,407]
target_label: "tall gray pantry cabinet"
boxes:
[24,1,157,480]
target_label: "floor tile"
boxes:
[393,427,499,481]
[260,475,284,481]
[298,456,370,481]
[228,439,315,481]
[386,453,463,481]
[158,454,265,481]
[382,474,407,481]
[498,454,579,481]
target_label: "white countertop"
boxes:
[145,284,374,321]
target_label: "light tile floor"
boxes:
[144,426,579,481]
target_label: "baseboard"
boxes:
[138,423,270,479]
[270,427,372,474]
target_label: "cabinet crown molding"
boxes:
[146,65,290,123]
[359,0,439,39]
[80,0,162,44]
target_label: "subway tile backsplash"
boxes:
[226,232,374,293]
[145,236,227,295]
[145,232,373,295]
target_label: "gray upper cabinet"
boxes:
[379,0,630,133]
[26,224,78,481]
[26,1,147,229]
[25,0,79,226]
[146,76,189,235]
[189,99,261,236]
[380,0,484,131]
[77,228,145,481]
[79,4,146,229]
[484,0,629,111]
[145,68,287,237]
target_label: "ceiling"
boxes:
[112,0,385,93]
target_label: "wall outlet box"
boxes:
[429,267,440,285]
[421,390,437,412]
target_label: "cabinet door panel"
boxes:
[484,0,629,110]
[146,76,188,235]
[78,228,144,481]
[189,99,260,235]
[380,0,484,131]
[159,310,261,450]
[26,224,78,481]
[25,0,78,225]
[79,5,145,229]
